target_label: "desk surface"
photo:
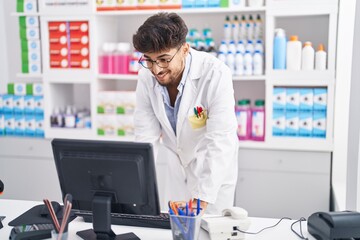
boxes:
[0,199,315,240]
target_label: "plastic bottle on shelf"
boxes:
[254,39,263,53]
[301,41,315,70]
[235,99,252,140]
[224,16,231,41]
[50,107,61,127]
[244,50,253,76]
[253,50,263,75]
[114,42,131,74]
[235,51,244,76]
[273,28,287,70]
[232,15,239,43]
[315,43,327,70]
[228,40,236,54]
[206,38,217,57]
[236,40,245,53]
[219,40,228,53]
[217,51,227,63]
[226,50,235,74]
[246,15,254,40]
[245,39,254,54]
[251,99,265,141]
[254,14,263,40]
[99,43,110,74]
[239,15,247,40]
[129,50,142,74]
[286,35,302,71]
[64,105,76,128]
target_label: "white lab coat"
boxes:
[134,48,239,214]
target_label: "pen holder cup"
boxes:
[170,214,202,240]
[51,230,69,240]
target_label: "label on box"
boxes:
[299,88,314,112]
[313,88,327,112]
[4,114,14,135]
[273,87,286,111]
[313,111,326,138]
[24,95,34,114]
[285,111,299,136]
[3,95,13,114]
[286,88,300,111]
[13,95,25,114]
[299,111,312,137]
[25,114,35,136]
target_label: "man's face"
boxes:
[142,43,189,87]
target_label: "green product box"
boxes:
[21,50,29,65]
[22,63,29,74]
[17,0,24,12]
[220,0,228,7]
[19,26,27,39]
[20,39,28,52]
[26,83,33,95]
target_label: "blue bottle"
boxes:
[273,28,287,69]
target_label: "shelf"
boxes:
[16,73,43,79]
[96,136,135,142]
[45,128,93,139]
[97,74,138,81]
[268,70,335,82]
[11,12,41,17]
[239,137,333,152]
[269,79,334,87]
[233,75,266,81]
[95,7,266,16]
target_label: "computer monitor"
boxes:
[51,138,160,240]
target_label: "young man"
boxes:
[132,12,238,214]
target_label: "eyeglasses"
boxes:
[138,46,182,69]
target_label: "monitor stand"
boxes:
[76,194,140,240]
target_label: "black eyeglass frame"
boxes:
[138,45,182,69]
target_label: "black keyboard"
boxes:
[78,211,171,229]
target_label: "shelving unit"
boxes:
[8,0,342,217]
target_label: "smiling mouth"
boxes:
[155,71,168,79]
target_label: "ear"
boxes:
[182,43,190,56]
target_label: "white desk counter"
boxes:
[0,199,315,240]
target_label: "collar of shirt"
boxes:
[159,52,192,134]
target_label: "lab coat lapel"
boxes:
[154,84,176,138]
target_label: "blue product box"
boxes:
[194,0,206,7]
[272,109,285,136]
[35,114,44,137]
[0,114,4,136]
[182,0,195,8]
[3,94,13,114]
[207,0,219,7]
[4,114,14,136]
[299,111,312,138]
[285,110,299,137]
[24,114,35,137]
[286,88,300,112]
[273,87,286,111]
[313,111,326,138]
[34,95,44,116]
[24,95,34,115]
[14,114,25,136]
[13,95,24,115]
[0,94,3,115]
[299,88,313,112]
[313,88,327,112]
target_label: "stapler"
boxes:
[201,207,251,240]
[308,211,360,240]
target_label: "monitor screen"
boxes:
[51,138,161,239]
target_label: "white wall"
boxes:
[0,0,9,92]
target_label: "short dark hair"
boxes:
[133,12,188,53]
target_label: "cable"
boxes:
[235,217,292,235]
[291,217,308,240]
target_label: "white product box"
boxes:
[313,111,326,138]
[229,0,245,8]
[116,115,135,136]
[313,88,327,112]
[28,40,41,52]
[21,16,39,27]
[29,51,41,63]
[14,114,25,136]
[299,88,314,112]
[98,91,116,114]
[285,111,299,136]
[26,27,40,40]
[3,95,13,114]
[13,95,25,114]
[24,0,38,13]
[32,83,44,96]
[299,111,312,137]
[137,0,159,9]
[273,87,286,110]
[115,91,136,115]
[29,62,42,74]
[286,88,300,111]
[24,95,34,115]
[4,114,15,135]
[35,114,44,137]
[24,114,35,137]
[34,95,44,115]
[97,115,116,136]
[272,110,285,136]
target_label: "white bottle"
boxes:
[219,40,228,54]
[244,50,253,76]
[254,14,263,40]
[226,51,235,74]
[228,40,236,54]
[235,51,244,76]
[239,15,247,40]
[232,15,239,43]
[254,39,263,53]
[286,35,302,71]
[315,44,327,70]
[245,40,254,54]
[246,15,254,40]
[236,40,245,53]
[253,50,263,75]
[217,51,227,63]
[224,16,231,41]
[301,41,315,70]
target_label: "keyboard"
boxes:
[77,211,171,229]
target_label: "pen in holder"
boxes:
[170,214,202,240]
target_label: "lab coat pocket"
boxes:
[188,109,207,130]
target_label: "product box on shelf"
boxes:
[313,111,326,138]
[4,114,15,136]
[299,88,314,112]
[299,111,312,137]
[38,0,92,14]
[273,87,286,111]
[272,109,285,136]
[14,114,25,136]
[285,88,300,112]
[285,110,299,137]
[17,0,38,13]
[24,114,35,137]
[313,88,327,112]
[0,115,4,136]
